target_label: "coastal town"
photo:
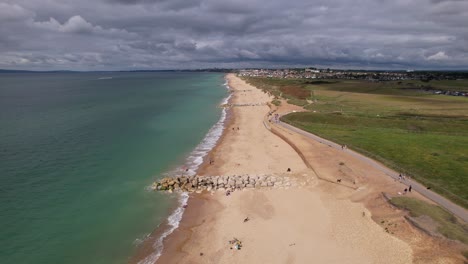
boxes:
[238,68,467,81]
[238,68,468,97]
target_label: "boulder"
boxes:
[228,179,236,187]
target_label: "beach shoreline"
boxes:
[134,73,465,264]
[130,74,234,264]
[146,76,238,263]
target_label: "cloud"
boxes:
[0,3,34,22]
[426,51,449,61]
[1,0,467,70]
[105,0,202,11]
[33,16,94,33]
[31,15,133,37]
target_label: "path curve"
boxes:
[277,121,468,223]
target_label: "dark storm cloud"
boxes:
[0,0,467,70]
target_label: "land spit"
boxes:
[151,174,309,193]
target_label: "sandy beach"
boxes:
[137,74,464,264]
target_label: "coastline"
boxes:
[147,75,240,264]
[135,73,465,264]
[155,74,411,263]
[130,75,234,264]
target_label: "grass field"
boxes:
[244,77,468,208]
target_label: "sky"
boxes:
[0,0,467,71]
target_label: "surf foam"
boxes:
[140,78,231,264]
[164,80,231,177]
[137,192,189,264]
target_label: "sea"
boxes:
[0,72,229,264]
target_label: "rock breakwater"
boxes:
[151,175,301,193]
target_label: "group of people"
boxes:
[269,113,280,123]
[404,185,413,193]
[274,113,280,123]
[229,238,243,250]
[398,173,413,194]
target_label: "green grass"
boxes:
[286,98,309,107]
[271,99,281,106]
[402,79,468,92]
[245,77,468,95]
[284,112,468,208]
[245,76,468,208]
[390,197,468,244]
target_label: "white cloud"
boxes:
[238,49,260,59]
[33,16,93,33]
[426,51,449,61]
[31,15,132,37]
[60,15,95,33]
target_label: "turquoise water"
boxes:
[0,72,227,264]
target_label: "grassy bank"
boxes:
[390,197,467,244]
[244,77,468,208]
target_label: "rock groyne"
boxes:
[151,174,299,193]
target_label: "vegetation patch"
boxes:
[243,77,313,107]
[286,98,309,107]
[271,99,281,106]
[305,80,336,85]
[280,85,311,99]
[390,197,468,244]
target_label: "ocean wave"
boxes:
[137,192,189,264]
[163,80,231,178]
[140,78,231,263]
[133,233,150,246]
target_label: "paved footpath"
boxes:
[278,121,468,223]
